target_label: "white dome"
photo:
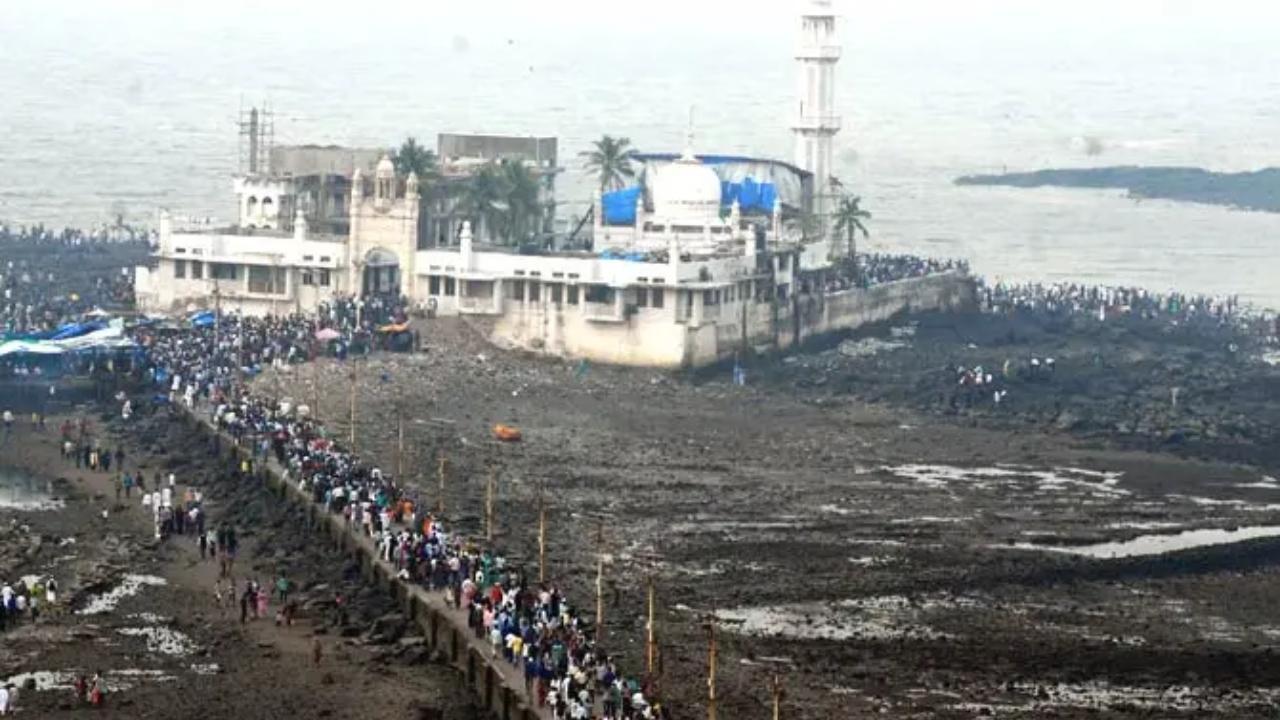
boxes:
[651,155,722,221]
[376,154,395,177]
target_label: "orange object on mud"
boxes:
[493,424,523,442]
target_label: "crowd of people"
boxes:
[0,222,153,248]
[129,304,670,719]
[0,223,148,334]
[977,280,1279,342]
[0,576,57,632]
[825,253,970,292]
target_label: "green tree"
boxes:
[457,163,508,243]
[390,137,438,180]
[579,135,638,193]
[832,194,871,258]
[500,160,542,243]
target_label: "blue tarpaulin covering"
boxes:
[721,179,777,213]
[598,249,650,262]
[601,186,642,225]
[189,310,216,328]
[48,321,106,341]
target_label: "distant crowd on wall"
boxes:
[977,280,1280,344]
[1,222,148,336]
[825,253,970,292]
[0,222,154,248]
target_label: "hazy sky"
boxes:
[6,0,1279,43]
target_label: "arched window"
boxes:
[247,196,259,215]
[261,196,275,216]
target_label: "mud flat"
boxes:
[0,413,480,719]
[254,316,1280,718]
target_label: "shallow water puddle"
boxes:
[0,466,62,510]
[77,574,167,615]
[117,626,198,656]
[3,669,176,693]
[1001,525,1280,558]
[883,464,1126,497]
[955,681,1280,713]
[715,594,979,641]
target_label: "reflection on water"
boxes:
[1004,526,1280,559]
[0,466,59,510]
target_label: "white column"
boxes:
[792,0,842,241]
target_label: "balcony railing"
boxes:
[583,301,625,323]
[791,115,842,132]
[458,296,500,315]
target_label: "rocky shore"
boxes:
[0,411,481,719]
[765,309,1280,468]
[955,166,1280,213]
[240,314,1280,719]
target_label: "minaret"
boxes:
[792,0,841,241]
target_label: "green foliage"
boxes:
[579,135,638,193]
[832,194,871,258]
[457,160,542,244]
[391,137,438,180]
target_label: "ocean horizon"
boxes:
[2,1,1277,307]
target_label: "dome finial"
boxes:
[681,105,696,162]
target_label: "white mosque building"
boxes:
[135,1,974,368]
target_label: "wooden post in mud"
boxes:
[770,674,782,720]
[538,485,547,584]
[595,553,605,644]
[312,359,321,422]
[485,470,495,542]
[396,410,405,480]
[646,576,656,678]
[349,358,358,451]
[707,619,718,720]
[595,521,606,644]
[437,456,446,516]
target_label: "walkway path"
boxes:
[192,405,553,720]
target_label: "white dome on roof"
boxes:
[376,154,395,176]
[651,151,722,221]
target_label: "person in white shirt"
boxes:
[0,683,11,715]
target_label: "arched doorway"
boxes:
[362,248,400,297]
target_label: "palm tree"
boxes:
[391,137,438,180]
[579,135,638,193]
[832,195,871,258]
[457,163,509,243]
[500,160,541,244]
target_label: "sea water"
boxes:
[0,467,60,511]
[0,4,1277,306]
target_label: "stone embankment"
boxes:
[188,408,551,720]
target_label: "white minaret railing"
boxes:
[792,0,842,246]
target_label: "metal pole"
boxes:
[312,359,320,422]
[707,620,718,720]
[771,674,782,720]
[349,358,357,451]
[538,488,547,585]
[485,471,495,542]
[437,456,446,516]
[646,577,656,678]
[596,553,605,645]
[595,520,606,644]
[396,410,405,480]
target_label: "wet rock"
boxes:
[367,612,407,644]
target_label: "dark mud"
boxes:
[254,316,1280,718]
[0,411,480,719]
[767,309,1280,468]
